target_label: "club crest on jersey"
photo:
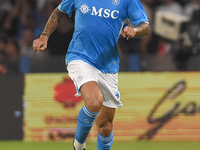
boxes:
[112,0,120,5]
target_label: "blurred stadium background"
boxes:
[0,0,200,149]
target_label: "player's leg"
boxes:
[95,106,115,150]
[67,60,103,149]
[74,81,104,150]
[94,72,122,150]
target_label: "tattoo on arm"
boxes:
[42,7,65,37]
[132,22,151,37]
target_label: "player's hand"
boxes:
[32,35,48,53]
[120,26,137,40]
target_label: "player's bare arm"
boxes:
[121,22,150,40]
[32,7,65,53]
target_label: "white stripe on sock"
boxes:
[83,106,97,118]
[98,133,112,141]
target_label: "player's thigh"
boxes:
[67,60,98,96]
[95,105,115,136]
[80,81,104,112]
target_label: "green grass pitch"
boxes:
[1,141,200,150]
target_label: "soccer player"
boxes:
[32,0,150,149]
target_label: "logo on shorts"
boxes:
[77,75,83,82]
[115,90,120,100]
[112,0,120,5]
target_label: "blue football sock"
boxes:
[97,132,113,150]
[75,106,99,144]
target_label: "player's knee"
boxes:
[98,122,113,136]
[86,93,103,112]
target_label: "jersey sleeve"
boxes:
[127,0,149,26]
[58,0,75,17]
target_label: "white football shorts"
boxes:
[66,60,123,108]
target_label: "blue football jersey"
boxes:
[58,0,148,73]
